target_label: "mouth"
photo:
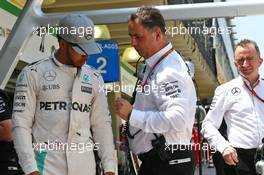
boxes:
[240,69,252,74]
[75,59,87,67]
[80,60,87,65]
[241,67,252,71]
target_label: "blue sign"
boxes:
[86,40,119,82]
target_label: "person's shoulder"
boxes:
[17,58,52,83]
[23,58,51,73]
[215,78,240,94]
[166,50,182,65]
[158,51,189,78]
[223,77,240,87]
[260,77,264,84]
[166,51,187,71]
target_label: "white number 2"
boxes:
[96,57,107,74]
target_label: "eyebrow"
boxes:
[237,56,255,59]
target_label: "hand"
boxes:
[114,97,132,121]
[29,171,40,175]
[222,146,239,165]
[104,172,115,175]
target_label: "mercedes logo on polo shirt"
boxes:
[231,87,241,96]
[85,33,93,40]
[44,70,56,81]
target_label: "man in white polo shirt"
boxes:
[202,39,264,175]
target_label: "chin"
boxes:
[241,71,253,76]
[73,64,82,68]
[241,72,255,79]
[76,62,86,67]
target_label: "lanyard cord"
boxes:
[141,48,174,87]
[126,48,174,139]
[244,80,264,103]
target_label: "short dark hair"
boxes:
[129,6,166,34]
[235,39,260,56]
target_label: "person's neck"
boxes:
[145,41,168,59]
[242,74,259,86]
[55,49,71,65]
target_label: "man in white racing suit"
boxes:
[202,39,264,175]
[12,14,116,175]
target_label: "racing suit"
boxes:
[12,52,116,175]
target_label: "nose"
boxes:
[131,37,138,47]
[242,59,250,67]
[82,54,89,60]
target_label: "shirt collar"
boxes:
[51,50,79,74]
[238,74,261,88]
[145,43,172,68]
[51,50,63,67]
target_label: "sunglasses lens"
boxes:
[71,44,87,56]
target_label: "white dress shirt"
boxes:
[128,43,197,154]
[202,76,264,153]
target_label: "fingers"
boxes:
[114,97,131,121]
[114,97,125,114]
[231,150,239,164]
[225,152,237,165]
[222,147,239,165]
[114,98,121,114]
[223,154,236,165]
[115,97,123,111]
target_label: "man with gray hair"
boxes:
[202,39,264,175]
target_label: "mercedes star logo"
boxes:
[231,87,241,96]
[44,70,56,81]
[85,33,93,40]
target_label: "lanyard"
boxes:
[127,48,174,138]
[243,80,264,103]
[141,48,174,87]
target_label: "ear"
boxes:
[259,57,263,65]
[153,27,162,40]
[233,59,238,68]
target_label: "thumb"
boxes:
[231,150,239,163]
